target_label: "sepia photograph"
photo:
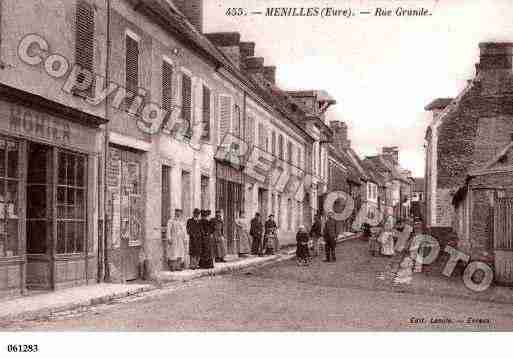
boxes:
[1,0,513,356]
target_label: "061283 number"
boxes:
[225,8,247,16]
[7,344,39,353]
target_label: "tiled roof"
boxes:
[328,145,362,185]
[139,0,313,139]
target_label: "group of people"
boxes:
[165,207,342,271]
[166,208,228,271]
[364,217,411,257]
[295,212,339,266]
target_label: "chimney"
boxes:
[478,42,513,72]
[244,56,265,75]
[330,121,351,151]
[173,0,204,33]
[240,42,255,67]
[263,66,276,84]
[205,32,241,68]
[382,146,399,165]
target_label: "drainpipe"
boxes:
[101,0,112,282]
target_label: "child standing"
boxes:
[296,226,310,266]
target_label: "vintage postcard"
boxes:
[0,0,513,356]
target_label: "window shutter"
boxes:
[287,141,292,163]
[233,104,241,137]
[125,34,139,96]
[181,74,192,137]
[202,86,211,141]
[245,115,254,146]
[162,61,173,112]
[219,95,231,141]
[75,1,94,95]
[271,132,276,155]
[278,135,283,160]
[258,123,265,148]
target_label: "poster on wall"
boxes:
[129,194,143,247]
[120,194,130,242]
[111,192,121,249]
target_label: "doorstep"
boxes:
[0,282,153,324]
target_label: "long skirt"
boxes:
[296,243,309,261]
[264,233,279,254]
[237,227,251,254]
[379,232,395,256]
[214,234,227,259]
[199,236,214,269]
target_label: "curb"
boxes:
[0,286,154,324]
[0,233,359,324]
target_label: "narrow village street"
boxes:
[4,238,513,331]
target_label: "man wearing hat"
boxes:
[199,210,214,269]
[186,208,202,269]
[211,210,227,262]
[250,212,263,256]
[323,211,338,262]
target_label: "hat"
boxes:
[200,210,208,217]
[193,208,201,216]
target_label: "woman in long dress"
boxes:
[199,210,215,269]
[236,212,251,256]
[264,214,279,255]
[211,210,227,262]
[379,216,395,256]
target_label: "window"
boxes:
[219,95,231,142]
[287,141,293,164]
[162,60,173,112]
[74,0,95,96]
[278,134,284,160]
[0,138,20,258]
[271,132,276,155]
[245,115,254,146]
[202,86,211,141]
[287,198,292,230]
[181,73,192,138]
[233,104,241,137]
[125,32,139,106]
[258,123,265,148]
[200,176,210,210]
[57,151,87,254]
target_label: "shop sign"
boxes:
[8,105,72,143]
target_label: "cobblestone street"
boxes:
[4,238,513,331]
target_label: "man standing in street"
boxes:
[309,213,322,257]
[323,211,338,262]
[186,208,202,269]
[250,212,263,256]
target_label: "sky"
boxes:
[204,0,513,177]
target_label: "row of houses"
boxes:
[0,0,346,297]
[327,123,416,234]
[424,41,513,283]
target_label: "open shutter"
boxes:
[125,34,139,98]
[162,61,173,112]
[202,86,211,141]
[258,123,265,148]
[219,95,232,142]
[75,1,94,96]
[245,115,254,147]
[181,74,192,137]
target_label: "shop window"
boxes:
[27,143,51,255]
[56,151,87,254]
[0,138,20,258]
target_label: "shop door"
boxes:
[26,143,53,289]
[106,146,144,281]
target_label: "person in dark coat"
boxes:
[323,211,338,262]
[186,208,202,269]
[199,210,214,269]
[250,213,263,256]
[309,214,323,257]
[211,210,227,262]
[264,214,278,255]
[296,225,310,266]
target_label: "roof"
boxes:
[136,0,315,140]
[328,145,362,185]
[413,177,425,192]
[362,160,385,186]
[424,98,453,111]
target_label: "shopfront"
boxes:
[215,162,243,254]
[0,90,103,297]
[105,144,145,281]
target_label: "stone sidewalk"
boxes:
[0,233,357,324]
